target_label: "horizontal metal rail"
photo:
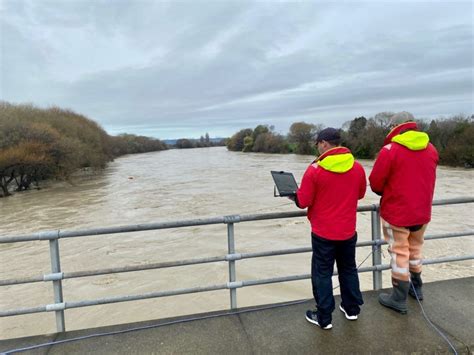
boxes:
[1,254,472,318]
[431,198,474,206]
[2,230,472,287]
[1,196,473,333]
[1,197,473,244]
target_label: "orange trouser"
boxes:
[381,219,427,281]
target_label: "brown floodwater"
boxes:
[1,147,473,339]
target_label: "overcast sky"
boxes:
[1,1,472,139]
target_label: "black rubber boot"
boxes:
[378,278,409,314]
[408,272,423,300]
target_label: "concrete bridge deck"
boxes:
[1,277,473,354]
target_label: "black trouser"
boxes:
[311,232,363,325]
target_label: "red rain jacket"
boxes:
[296,147,366,240]
[369,122,438,227]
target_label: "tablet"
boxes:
[271,171,298,197]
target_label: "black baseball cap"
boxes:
[316,127,341,143]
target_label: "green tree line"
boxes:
[0,102,167,197]
[227,113,474,168]
[174,132,226,149]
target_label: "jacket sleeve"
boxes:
[369,146,392,196]
[358,164,367,200]
[296,165,317,209]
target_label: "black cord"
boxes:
[410,283,458,355]
[1,298,312,354]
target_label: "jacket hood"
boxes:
[383,121,429,151]
[316,147,355,173]
[384,121,418,145]
[392,131,430,151]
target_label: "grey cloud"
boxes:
[1,1,472,138]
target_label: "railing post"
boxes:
[49,238,65,332]
[371,206,383,290]
[227,222,237,309]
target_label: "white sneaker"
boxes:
[339,305,358,321]
[305,310,333,329]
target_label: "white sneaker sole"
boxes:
[339,305,358,320]
[305,315,333,329]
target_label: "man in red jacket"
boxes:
[369,112,438,314]
[293,127,366,330]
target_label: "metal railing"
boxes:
[0,197,473,333]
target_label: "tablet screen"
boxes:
[271,171,298,196]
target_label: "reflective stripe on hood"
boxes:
[391,130,429,151]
